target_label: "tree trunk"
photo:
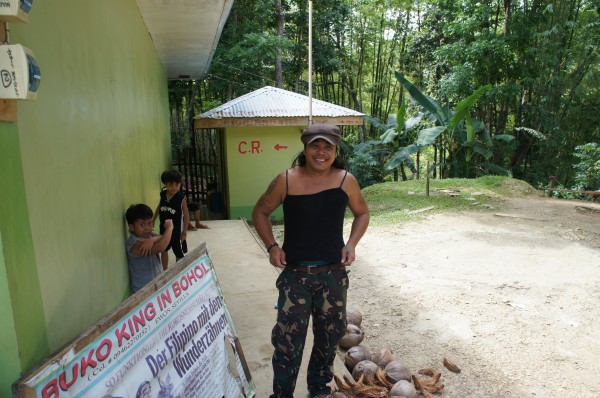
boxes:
[510,135,535,171]
[433,144,438,179]
[504,0,512,34]
[275,0,283,88]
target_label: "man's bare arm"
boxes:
[252,173,287,267]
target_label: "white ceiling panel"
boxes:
[136,0,234,79]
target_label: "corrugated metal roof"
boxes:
[198,86,364,119]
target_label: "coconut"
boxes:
[384,360,411,382]
[344,345,371,372]
[389,380,416,398]
[346,309,362,327]
[351,360,378,380]
[371,347,395,368]
[338,324,364,349]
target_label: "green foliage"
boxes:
[573,143,600,190]
[175,0,598,192]
[344,140,388,188]
[391,72,496,177]
[365,108,420,178]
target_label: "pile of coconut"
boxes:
[332,309,458,398]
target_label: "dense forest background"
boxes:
[169,0,599,194]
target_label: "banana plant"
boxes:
[366,98,421,178]
[388,72,496,177]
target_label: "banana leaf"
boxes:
[416,126,446,146]
[380,128,398,144]
[384,144,420,170]
[484,162,511,176]
[448,84,493,132]
[477,120,493,146]
[353,140,381,154]
[465,112,475,161]
[472,141,494,160]
[405,115,423,130]
[395,71,447,124]
[365,115,387,133]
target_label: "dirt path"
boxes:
[344,197,600,397]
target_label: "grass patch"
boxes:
[357,176,540,227]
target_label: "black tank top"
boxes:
[282,169,349,264]
[158,189,184,234]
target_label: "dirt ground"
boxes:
[342,196,600,397]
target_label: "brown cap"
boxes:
[301,124,341,145]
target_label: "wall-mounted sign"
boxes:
[0,0,33,23]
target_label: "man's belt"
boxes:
[285,263,346,274]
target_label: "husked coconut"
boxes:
[344,345,371,372]
[371,347,395,368]
[384,360,411,382]
[346,309,362,327]
[389,380,416,398]
[338,324,364,349]
[332,393,348,398]
[351,360,378,380]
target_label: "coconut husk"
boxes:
[352,360,379,380]
[346,309,363,327]
[412,368,444,398]
[333,369,392,398]
[371,347,395,368]
[339,324,364,349]
[344,345,371,372]
[389,379,416,398]
[443,356,461,373]
[384,360,411,383]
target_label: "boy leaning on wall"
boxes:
[152,170,190,271]
[125,204,173,293]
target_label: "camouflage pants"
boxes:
[270,267,349,398]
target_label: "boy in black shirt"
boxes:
[152,170,190,270]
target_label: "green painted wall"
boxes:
[225,126,304,220]
[0,121,49,374]
[0,233,23,394]
[0,0,170,382]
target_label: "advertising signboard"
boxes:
[13,244,255,398]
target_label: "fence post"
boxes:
[548,176,557,197]
[426,161,430,197]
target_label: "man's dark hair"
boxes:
[162,169,182,184]
[125,204,153,225]
[292,151,347,170]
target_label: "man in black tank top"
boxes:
[253,124,370,398]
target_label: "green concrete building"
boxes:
[0,1,231,395]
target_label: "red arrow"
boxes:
[274,144,288,151]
